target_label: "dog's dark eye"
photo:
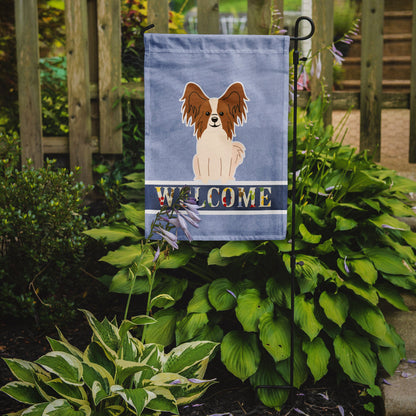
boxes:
[219,112,224,116]
[205,111,210,116]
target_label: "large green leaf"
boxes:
[118,332,145,362]
[144,386,178,414]
[377,324,405,375]
[208,278,237,311]
[250,356,289,409]
[35,352,83,386]
[283,254,322,293]
[266,277,291,309]
[302,204,326,227]
[235,289,273,332]
[401,230,416,247]
[83,342,116,378]
[84,224,142,243]
[47,335,83,361]
[100,245,152,268]
[46,379,88,406]
[364,247,414,276]
[142,308,178,346]
[1,381,44,404]
[207,248,232,266]
[151,276,188,308]
[342,276,379,305]
[111,385,155,415]
[382,273,416,290]
[2,359,49,384]
[108,269,149,295]
[334,215,357,231]
[115,359,154,384]
[82,362,113,405]
[158,246,194,269]
[175,313,209,344]
[349,258,378,285]
[318,291,348,327]
[258,313,291,362]
[333,330,377,386]
[187,284,212,314]
[14,402,48,415]
[219,241,256,257]
[347,170,388,193]
[120,203,145,228]
[378,345,402,376]
[370,213,410,231]
[42,399,91,415]
[294,295,323,341]
[81,311,120,358]
[299,223,321,244]
[149,373,216,406]
[163,341,218,379]
[275,341,308,389]
[349,302,392,345]
[221,331,261,381]
[302,338,330,382]
[375,283,409,311]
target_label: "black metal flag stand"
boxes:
[256,16,315,402]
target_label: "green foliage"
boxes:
[0,155,90,324]
[86,97,416,410]
[1,310,218,415]
[0,0,66,131]
[84,174,194,311]
[40,56,68,137]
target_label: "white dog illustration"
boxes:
[180,82,248,183]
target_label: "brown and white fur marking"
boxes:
[180,82,248,184]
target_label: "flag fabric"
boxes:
[144,33,289,241]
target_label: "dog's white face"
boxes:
[207,98,222,129]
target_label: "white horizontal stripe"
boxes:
[145,180,287,186]
[145,210,287,216]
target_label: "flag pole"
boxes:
[289,15,315,401]
[255,16,315,403]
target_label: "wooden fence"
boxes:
[14,0,416,184]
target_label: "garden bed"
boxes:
[0,303,378,416]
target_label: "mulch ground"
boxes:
[0,313,379,416]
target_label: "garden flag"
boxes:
[144,33,289,240]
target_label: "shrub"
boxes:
[85,96,416,409]
[0,149,90,324]
[1,310,218,415]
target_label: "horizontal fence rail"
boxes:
[14,0,416,184]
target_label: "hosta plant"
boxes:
[85,97,416,410]
[1,310,218,416]
[140,98,416,408]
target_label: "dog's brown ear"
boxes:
[180,83,209,126]
[219,82,248,125]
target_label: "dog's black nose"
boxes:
[211,116,218,123]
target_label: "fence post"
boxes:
[14,0,43,168]
[97,0,122,154]
[148,0,169,33]
[311,0,333,126]
[360,0,384,162]
[409,0,416,163]
[197,0,219,34]
[65,0,93,184]
[247,0,277,35]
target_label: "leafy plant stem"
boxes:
[124,245,148,321]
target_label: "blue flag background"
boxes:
[144,33,289,240]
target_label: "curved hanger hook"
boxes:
[291,16,315,41]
